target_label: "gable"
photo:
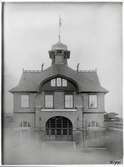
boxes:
[40,76,78,92]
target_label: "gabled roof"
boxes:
[9,64,108,93]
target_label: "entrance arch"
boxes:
[46,116,73,140]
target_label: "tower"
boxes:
[48,17,70,65]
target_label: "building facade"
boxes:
[10,38,108,141]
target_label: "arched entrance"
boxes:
[46,116,73,140]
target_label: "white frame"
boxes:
[65,94,73,108]
[88,95,97,108]
[21,95,29,108]
[62,79,67,87]
[51,78,56,87]
[45,94,54,108]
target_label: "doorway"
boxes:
[46,116,73,140]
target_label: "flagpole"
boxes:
[58,16,62,42]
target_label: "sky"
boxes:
[4,2,122,116]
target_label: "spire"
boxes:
[58,16,62,42]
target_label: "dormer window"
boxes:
[50,78,67,87]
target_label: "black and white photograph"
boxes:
[2,1,123,165]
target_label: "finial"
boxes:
[58,16,62,42]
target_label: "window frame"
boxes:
[62,78,67,87]
[21,95,29,108]
[64,93,74,109]
[88,94,98,109]
[51,79,56,87]
[50,78,68,87]
[56,77,62,87]
[44,93,54,109]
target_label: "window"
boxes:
[20,121,31,127]
[51,79,56,87]
[62,79,67,87]
[50,78,67,87]
[57,78,61,87]
[88,95,97,108]
[65,95,73,108]
[88,121,99,127]
[45,94,53,108]
[21,95,29,108]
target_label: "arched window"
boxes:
[46,116,72,136]
[50,77,68,87]
[62,79,67,87]
[57,78,61,87]
[51,79,56,87]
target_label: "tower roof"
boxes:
[51,41,68,51]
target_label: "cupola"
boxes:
[48,17,70,65]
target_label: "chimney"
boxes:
[77,63,80,72]
[41,63,44,71]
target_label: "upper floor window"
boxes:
[57,78,61,87]
[51,79,56,87]
[50,77,67,87]
[88,95,97,108]
[21,95,29,108]
[45,94,53,108]
[62,79,67,87]
[65,94,73,108]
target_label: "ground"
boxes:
[3,125,123,165]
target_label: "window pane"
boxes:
[65,95,73,108]
[45,95,53,108]
[51,79,56,87]
[57,78,61,87]
[89,95,97,108]
[21,95,29,107]
[62,79,67,87]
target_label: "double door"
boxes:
[46,116,73,140]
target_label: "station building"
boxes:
[10,33,108,140]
